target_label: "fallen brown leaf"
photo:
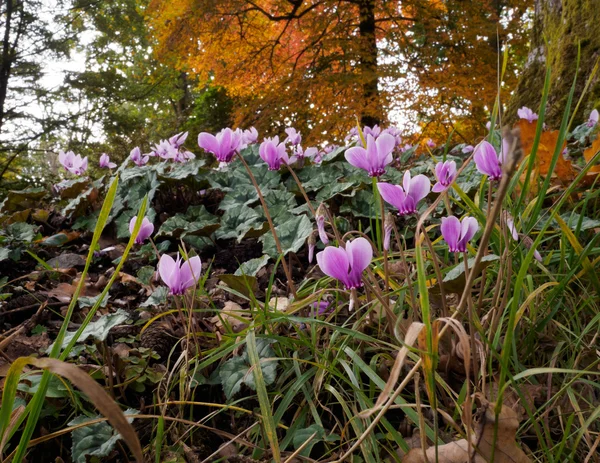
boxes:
[402,398,531,462]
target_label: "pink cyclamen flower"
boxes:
[316,237,373,289]
[169,132,189,149]
[99,153,117,169]
[345,133,395,177]
[377,170,431,216]
[242,127,258,145]
[517,106,538,123]
[58,150,88,175]
[473,141,502,181]
[130,147,149,166]
[151,139,178,160]
[462,145,474,154]
[198,128,243,164]
[295,145,318,162]
[587,109,599,128]
[441,216,479,253]
[158,253,202,296]
[259,136,292,170]
[284,128,302,145]
[426,139,436,148]
[432,160,457,193]
[363,125,381,138]
[129,216,154,244]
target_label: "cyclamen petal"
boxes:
[99,153,116,169]
[158,253,202,295]
[129,216,154,244]
[346,238,373,288]
[517,106,538,123]
[441,215,478,253]
[588,109,599,128]
[432,160,456,193]
[345,134,393,177]
[316,246,350,288]
[473,141,502,181]
[316,238,372,289]
[377,182,407,212]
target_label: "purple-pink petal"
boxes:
[344,146,370,172]
[473,141,502,180]
[377,182,407,211]
[346,238,372,288]
[316,246,350,287]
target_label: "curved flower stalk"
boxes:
[158,253,202,296]
[473,141,503,181]
[198,127,243,165]
[99,153,117,169]
[383,212,394,251]
[130,147,149,166]
[432,160,457,193]
[344,133,395,177]
[441,216,479,252]
[316,237,372,289]
[259,136,293,170]
[59,150,88,175]
[377,171,431,215]
[517,106,538,123]
[129,216,154,244]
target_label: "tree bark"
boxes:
[507,0,600,126]
[358,0,380,127]
[0,0,14,133]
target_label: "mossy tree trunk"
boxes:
[507,0,600,126]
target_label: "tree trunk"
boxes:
[358,0,380,127]
[507,0,600,127]
[0,0,14,133]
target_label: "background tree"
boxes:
[62,0,234,164]
[146,0,530,144]
[507,0,600,127]
[0,0,74,186]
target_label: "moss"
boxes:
[508,0,600,126]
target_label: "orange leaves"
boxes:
[516,119,575,185]
[583,136,600,174]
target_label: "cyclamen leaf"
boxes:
[48,310,129,352]
[235,255,270,276]
[69,409,138,463]
[216,205,265,242]
[260,214,312,258]
[219,339,278,399]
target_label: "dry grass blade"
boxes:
[31,357,143,462]
[361,322,424,418]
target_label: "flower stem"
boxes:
[286,164,316,216]
[237,153,297,298]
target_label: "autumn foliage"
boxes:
[145,0,530,144]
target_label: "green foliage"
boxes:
[69,410,138,463]
[219,338,278,400]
